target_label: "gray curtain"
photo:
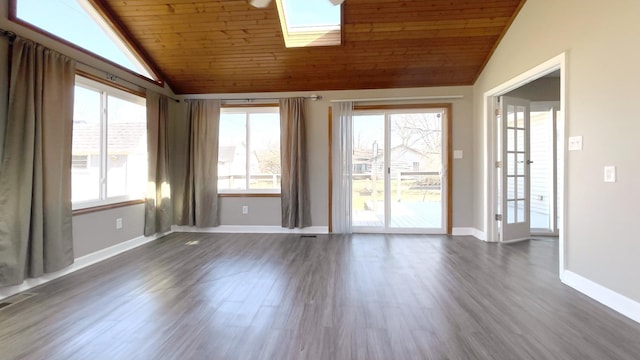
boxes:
[144,91,172,235]
[168,101,189,225]
[0,38,76,287]
[0,36,9,162]
[280,98,311,228]
[182,99,220,227]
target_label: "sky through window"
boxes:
[15,0,154,79]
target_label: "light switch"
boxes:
[604,166,616,183]
[453,150,463,159]
[568,136,583,151]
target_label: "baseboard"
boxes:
[0,231,171,301]
[473,228,487,241]
[451,227,476,236]
[452,227,486,241]
[562,270,640,324]
[172,225,329,234]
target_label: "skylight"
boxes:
[13,0,156,80]
[276,0,342,48]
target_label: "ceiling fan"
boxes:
[249,0,344,8]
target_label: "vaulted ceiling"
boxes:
[96,0,526,94]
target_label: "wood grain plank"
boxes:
[87,0,526,93]
[2,234,640,359]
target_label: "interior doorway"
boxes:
[483,53,566,273]
[503,74,561,236]
[528,102,560,235]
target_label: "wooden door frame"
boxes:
[328,103,452,234]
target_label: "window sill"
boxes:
[72,199,145,215]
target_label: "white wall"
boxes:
[506,76,560,102]
[473,0,640,302]
[73,204,145,257]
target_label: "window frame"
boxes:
[8,0,163,85]
[275,0,342,48]
[218,105,281,196]
[328,103,453,234]
[71,74,147,211]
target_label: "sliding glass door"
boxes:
[351,107,448,233]
[351,114,385,227]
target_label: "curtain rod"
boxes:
[189,94,322,103]
[0,28,17,41]
[76,63,181,103]
[329,95,464,103]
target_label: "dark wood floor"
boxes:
[1,233,639,360]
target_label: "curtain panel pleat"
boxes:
[144,91,173,236]
[331,101,354,234]
[0,38,75,287]
[182,99,220,227]
[0,36,9,162]
[279,98,311,228]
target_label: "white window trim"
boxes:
[72,75,146,210]
[219,106,281,195]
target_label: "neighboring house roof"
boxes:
[372,145,425,161]
[72,122,146,154]
[352,148,374,163]
[218,145,236,164]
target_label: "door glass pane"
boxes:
[507,105,515,128]
[507,153,515,176]
[517,106,525,128]
[507,201,515,224]
[517,176,525,199]
[507,177,515,200]
[352,114,385,228]
[507,128,515,152]
[388,112,443,229]
[517,129,525,152]
[517,153,525,175]
[517,201,526,222]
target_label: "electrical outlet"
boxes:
[568,136,583,151]
[116,218,123,229]
[604,166,616,183]
[242,206,249,215]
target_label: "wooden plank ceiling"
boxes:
[97,0,525,94]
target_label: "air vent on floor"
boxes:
[300,235,317,238]
[0,293,36,311]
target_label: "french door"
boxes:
[497,96,531,242]
[350,107,448,233]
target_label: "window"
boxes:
[72,76,147,208]
[71,155,88,169]
[276,0,342,47]
[218,107,281,193]
[11,0,156,80]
